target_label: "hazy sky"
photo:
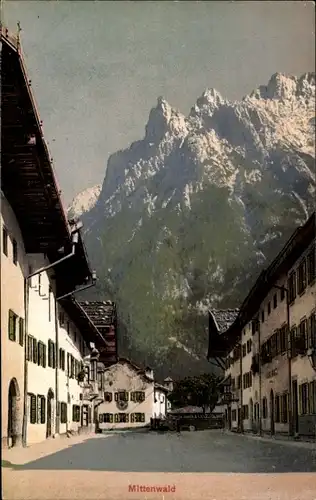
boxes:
[3,1,315,205]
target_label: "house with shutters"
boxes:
[98,358,156,430]
[0,27,111,448]
[208,213,316,440]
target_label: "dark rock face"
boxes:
[73,73,315,378]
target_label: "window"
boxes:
[297,259,307,295]
[100,413,113,423]
[247,339,252,353]
[28,393,37,424]
[104,392,113,402]
[288,271,296,303]
[300,383,308,415]
[275,395,280,423]
[59,348,65,370]
[48,340,56,368]
[280,325,287,353]
[232,410,237,421]
[242,405,249,420]
[59,311,65,327]
[8,310,17,341]
[261,310,264,323]
[308,381,316,414]
[48,286,52,321]
[280,287,285,301]
[308,313,316,349]
[12,238,18,265]
[131,413,145,423]
[38,274,42,296]
[60,402,68,424]
[267,302,271,315]
[281,393,288,423]
[38,341,46,368]
[115,391,129,402]
[243,372,252,389]
[2,226,8,256]
[115,413,129,423]
[37,395,46,424]
[18,317,24,346]
[273,294,277,309]
[242,344,246,357]
[72,405,80,422]
[32,337,38,364]
[131,391,145,403]
[299,319,308,350]
[71,356,75,378]
[307,247,316,285]
[262,397,267,419]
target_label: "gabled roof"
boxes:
[78,301,117,327]
[154,383,170,393]
[106,357,154,382]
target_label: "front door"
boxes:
[270,390,275,435]
[227,406,232,430]
[292,380,299,434]
[46,390,54,438]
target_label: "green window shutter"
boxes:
[72,405,75,422]
[37,342,42,366]
[99,414,103,423]
[126,413,129,423]
[141,413,145,422]
[19,318,24,346]
[115,393,118,401]
[37,396,41,423]
[8,310,16,341]
[30,395,37,424]
[115,413,119,423]
[52,342,56,369]
[131,413,135,423]
[43,344,47,368]
[32,338,38,364]
[41,397,46,424]
[110,414,113,423]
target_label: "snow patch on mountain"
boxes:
[68,184,101,219]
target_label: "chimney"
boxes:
[145,367,154,380]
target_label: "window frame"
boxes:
[2,226,8,256]
[8,309,17,342]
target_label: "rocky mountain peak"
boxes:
[67,184,101,219]
[247,72,315,101]
[145,96,187,141]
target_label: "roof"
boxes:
[1,28,92,291]
[60,297,107,348]
[207,212,315,358]
[108,357,154,382]
[209,309,239,333]
[78,301,118,366]
[154,383,170,393]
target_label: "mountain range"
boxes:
[68,72,315,379]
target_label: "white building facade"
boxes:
[209,213,316,440]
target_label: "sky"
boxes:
[3,0,315,206]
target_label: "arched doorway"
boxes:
[270,389,275,435]
[46,389,54,438]
[249,398,254,431]
[8,378,21,448]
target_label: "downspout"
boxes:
[258,319,262,436]
[27,234,78,279]
[22,277,30,447]
[286,291,293,437]
[239,338,243,433]
[56,272,96,301]
[54,291,59,436]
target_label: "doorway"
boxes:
[46,389,54,438]
[249,398,254,431]
[8,378,20,448]
[270,389,275,435]
[292,380,299,435]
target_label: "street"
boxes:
[10,430,316,473]
[3,430,316,500]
